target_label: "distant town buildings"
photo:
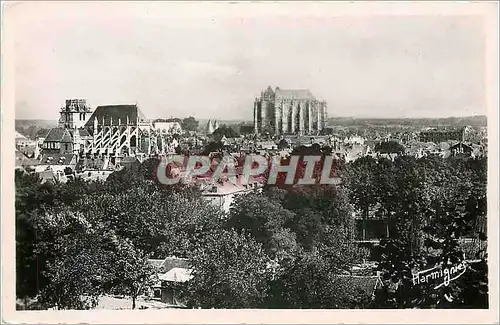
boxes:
[15,95,487,189]
[253,86,327,135]
[419,126,474,143]
[153,120,183,134]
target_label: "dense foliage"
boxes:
[181,116,199,132]
[15,152,488,309]
[212,124,240,139]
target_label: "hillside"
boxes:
[15,119,58,129]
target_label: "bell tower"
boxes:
[58,99,93,129]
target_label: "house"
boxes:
[35,153,78,174]
[345,144,370,162]
[419,126,469,143]
[345,135,365,145]
[405,143,425,158]
[148,257,191,306]
[41,128,75,154]
[154,121,183,134]
[15,131,37,148]
[450,142,474,157]
[256,140,277,150]
[201,181,253,213]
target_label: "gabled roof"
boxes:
[159,268,193,283]
[149,257,190,274]
[78,128,91,137]
[44,128,73,143]
[84,104,146,127]
[275,89,316,101]
[450,142,473,150]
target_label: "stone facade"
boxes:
[254,86,327,135]
[58,99,93,129]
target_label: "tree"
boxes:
[374,141,405,154]
[227,193,298,259]
[15,171,62,301]
[345,156,379,219]
[371,155,488,308]
[277,139,289,150]
[185,229,272,308]
[268,250,370,309]
[77,181,221,258]
[35,208,108,310]
[202,141,222,155]
[181,116,199,132]
[213,124,240,139]
[281,185,354,250]
[39,244,107,310]
[15,164,225,309]
[103,234,156,309]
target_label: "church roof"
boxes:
[44,128,73,143]
[84,104,146,127]
[77,128,91,137]
[275,89,316,100]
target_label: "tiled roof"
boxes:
[275,89,316,101]
[21,158,40,166]
[44,128,73,143]
[149,257,189,273]
[159,268,193,283]
[85,104,146,127]
[40,153,76,165]
[202,181,249,196]
[148,259,165,268]
[78,128,90,137]
[76,157,106,170]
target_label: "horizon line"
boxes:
[15,114,488,122]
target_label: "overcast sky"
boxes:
[12,2,487,121]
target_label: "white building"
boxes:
[154,121,183,134]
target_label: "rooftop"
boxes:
[44,128,73,143]
[40,153,76,165]
[275,88,316,101]
[85,104,146,127]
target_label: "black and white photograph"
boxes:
[1,1,499,324]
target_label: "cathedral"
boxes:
[42,99,180,160]
[253,86,327,135]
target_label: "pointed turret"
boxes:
[207,119,214,134]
